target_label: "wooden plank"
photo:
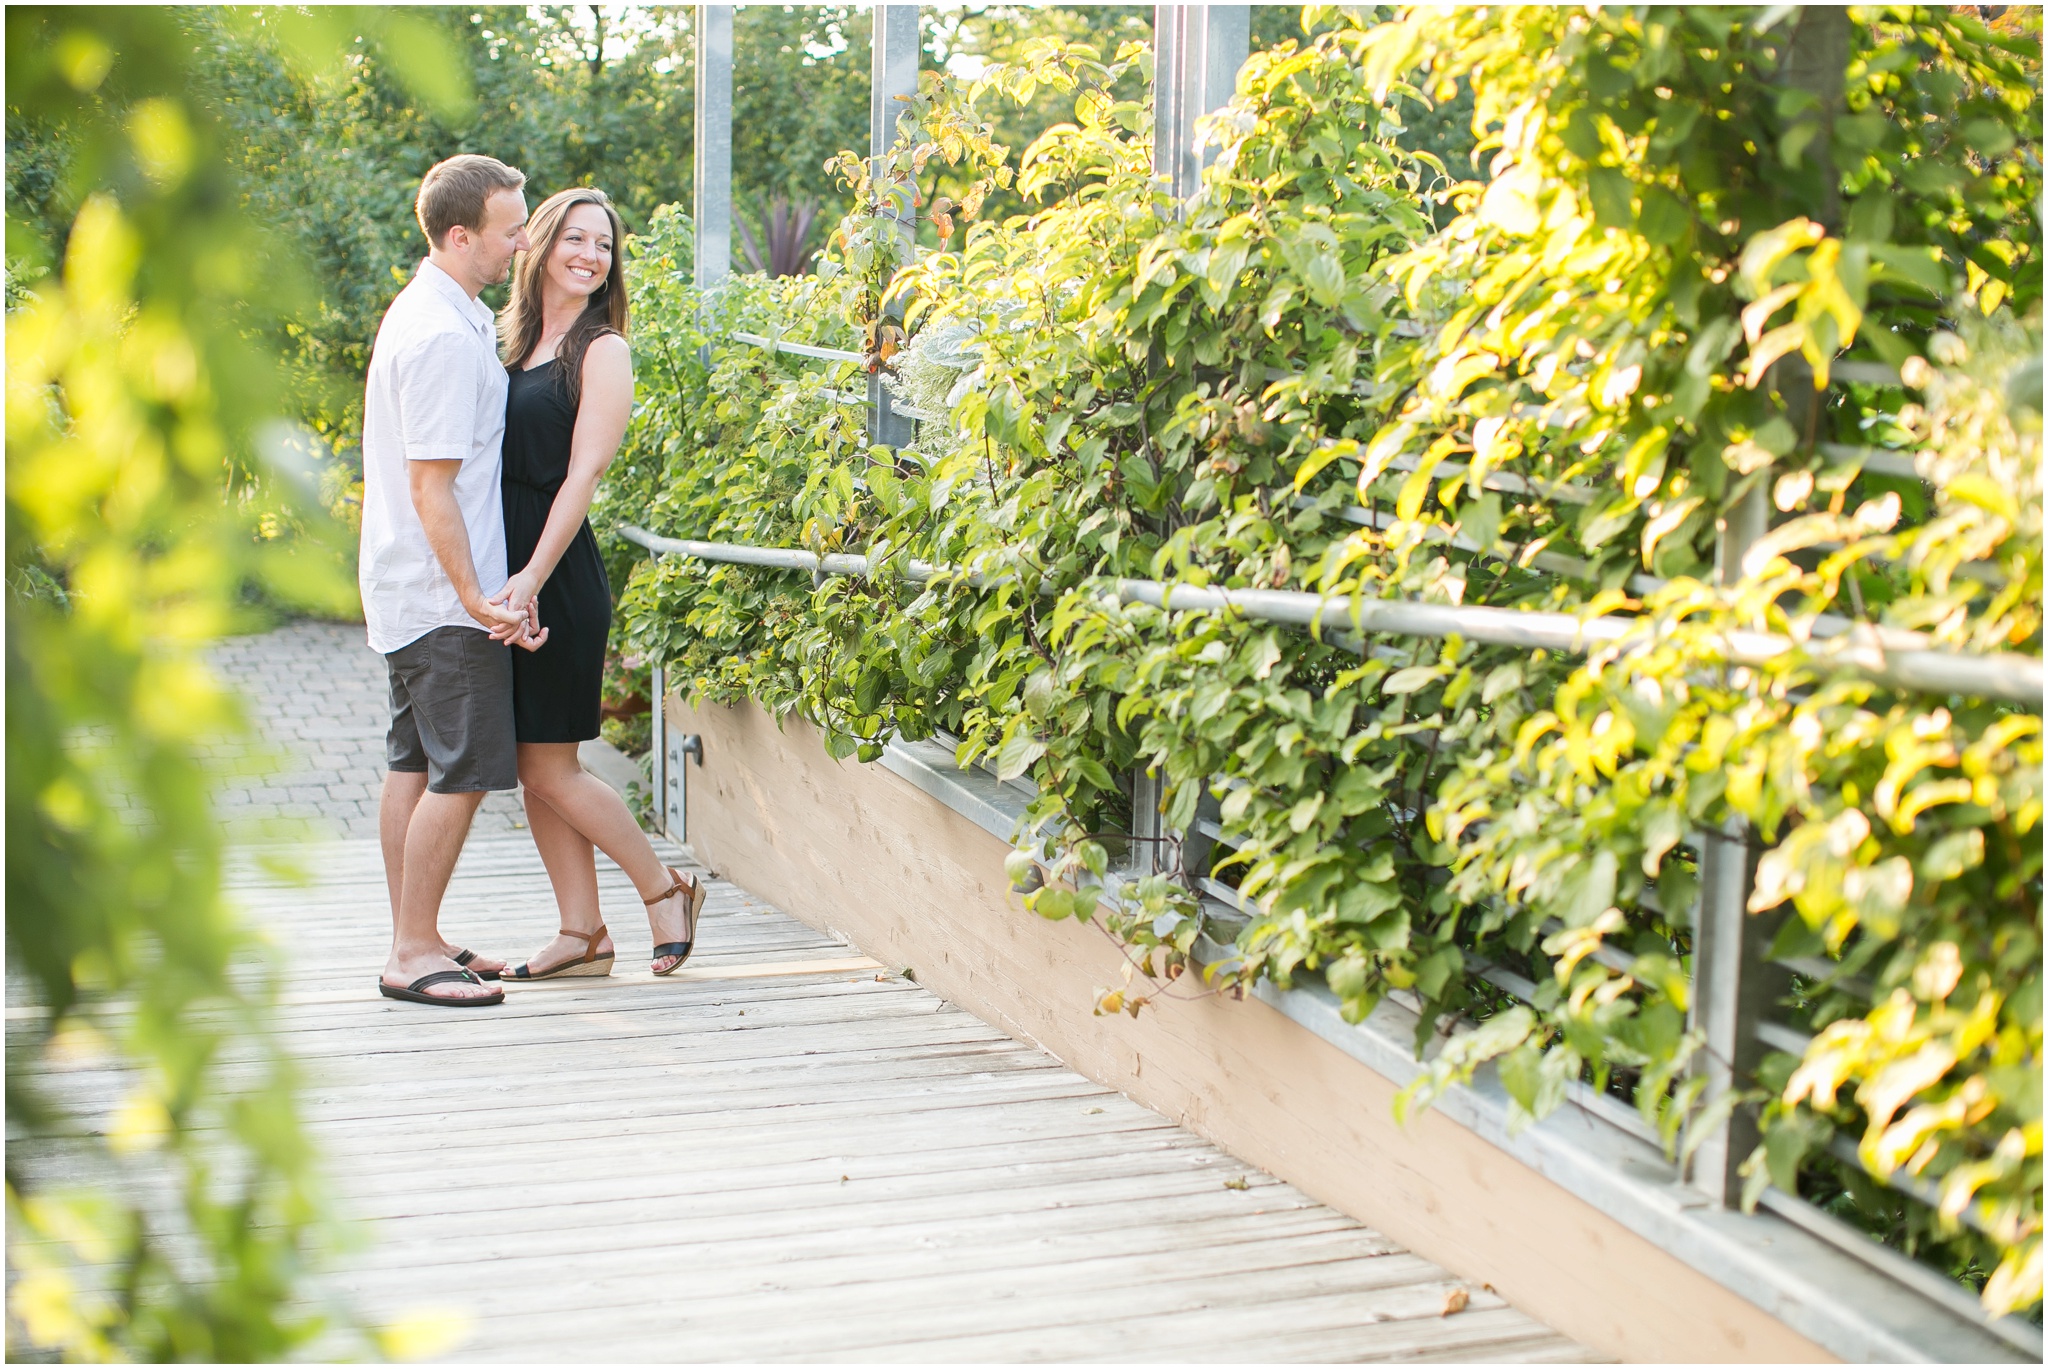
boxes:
[888,1304,1584,1366]
[181,1075,1127,1152]
[165,1006,1018,1066]
[279,1052,1083,1124]
[20,1036,1060,1113]
[189,1106,1191,1187]
[349,1173,1333,1274]
[323,1136,1246,1228]
[339,1209,1368,1302]
[392,1244,1482,1362]
[20,1119,1200,1204]
[335,1237,1456,1350]
[22,977,957,1046]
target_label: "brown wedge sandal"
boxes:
[504,925,614,980]
[647,865,706,976]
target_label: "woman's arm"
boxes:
[500,334,633,612]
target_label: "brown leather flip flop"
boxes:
[451,948,502,981]
[378,969,504,1006]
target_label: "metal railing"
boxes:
[620,527,2041,706]
[724,332,940,422]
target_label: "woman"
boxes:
[493,186,706,980]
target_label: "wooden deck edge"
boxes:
[665,694,1836,1364]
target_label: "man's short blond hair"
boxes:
[415,154,527,248]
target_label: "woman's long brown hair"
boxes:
[499,187,629,401]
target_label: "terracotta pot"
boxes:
[600,694,650,720]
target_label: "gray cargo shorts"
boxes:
[384,625,518,794]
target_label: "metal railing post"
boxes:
[1688,824,1767,1203]
[649,662,668,837]
[693,5,733,291]
[1152,6,1250,203]
[1685,11,1853,1200]
[868,4,919,451]
[1150,6,1246,877]
[664,714,689,842]
[665,2,731,846]
[1688,438,1784,1204]
[1128,772,1167,877]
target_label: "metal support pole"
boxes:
[664,711,689,842]
[1128,772,1167,878]
[649,662,667,837]
[868,4,919,451]
[652,660,691,844]
[1688,402,1786,1204]
[1687,825,1773,1203]
[1150,6,1247,893]
[1152,6,1250,203]
[670,2,730,845]
[1688,8,1846,1180]
[693,5,733,290]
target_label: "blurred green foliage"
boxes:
[4,6,467,1358]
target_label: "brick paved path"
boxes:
[209,619,526,838]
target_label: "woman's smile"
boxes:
[547,202,614,299]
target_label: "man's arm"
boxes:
[394,329,541,647]
[409,457,531,639]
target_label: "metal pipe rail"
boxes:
[618,526,2043,705]
[727,334,940,422]
[621,526,961,585]
[1111,581,2042,702]
[728,330,863,365]
[1315,498,1939,652]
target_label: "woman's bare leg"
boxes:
[517,775,614,972]
[518,741,695,972]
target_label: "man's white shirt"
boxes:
[358,258,510,655]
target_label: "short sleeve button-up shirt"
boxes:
[358,259,510,654]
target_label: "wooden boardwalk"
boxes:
[235,830,1586,1362]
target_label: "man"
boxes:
[361,154,541,1006]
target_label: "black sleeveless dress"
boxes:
[503,358,611,743]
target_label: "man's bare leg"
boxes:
[381,788,494,999]
[380,769,429,927]
[381,769,504,978]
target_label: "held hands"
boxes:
[486,569,548,652]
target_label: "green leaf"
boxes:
[1560,850,1619,927]
[1414,947,1462,1000]
[1921,828,1985,882]
[1303,249,1346,308]
[1641,807,1684,876]
[1288,791,1325,833]
[1072,756,1115,791]
[1031,887,1075,920]
[1636,185,1689,246]
[1588,166,1632,231]
[1868,243,1947,295]
[1383,664,1446,695]
[1336,877,1403,924]
[993,727,1047,780]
